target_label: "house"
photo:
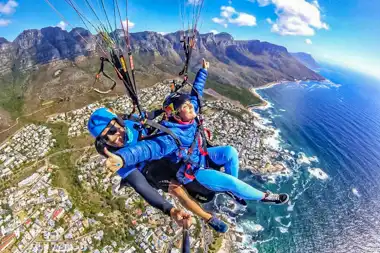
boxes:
[0,233,16,252]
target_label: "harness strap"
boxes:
[127,116,183,147]
[181,117,209,179]
[93,57,117,94]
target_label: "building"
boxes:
[52,208,65,221]
[0,233,16,252]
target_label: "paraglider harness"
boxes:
[91,13,219,199]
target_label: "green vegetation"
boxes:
[187,72,263,107]
[208,231,223,253]
[194,218,202,238]
[50,151,109,218]
[46,122,71,153]
[0,71,28,118]
[206,79,262,107]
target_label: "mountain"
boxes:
[0,27,324,126]
[0,37,9,44]
[291,52,320,70]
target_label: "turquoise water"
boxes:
[239,64,380,253]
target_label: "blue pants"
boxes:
[194,146,265,201]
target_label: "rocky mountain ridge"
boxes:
[0,27,323,86]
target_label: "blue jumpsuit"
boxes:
[115,68,265,201]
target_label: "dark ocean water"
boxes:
[238,64,380,253]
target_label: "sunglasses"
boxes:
[102,122,119,141]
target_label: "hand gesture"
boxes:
[103,147,124,173]
[202,58,209,70]
[170,208,192,228]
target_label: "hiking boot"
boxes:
[261,192,289,204]
[207,215,229,233]
[226,192,247,206]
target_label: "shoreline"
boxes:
[247,79,319,110]
[248,81,287,110]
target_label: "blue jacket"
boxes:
[114,120,147,178]
[115,68,208,184]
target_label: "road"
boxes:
[0,104,54,135]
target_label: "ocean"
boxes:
[238,64,380,253]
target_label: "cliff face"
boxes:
[1,27,324,84]
[291,52,320,70]
[0,27,324,123]
[0,27,97,74]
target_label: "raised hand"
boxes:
[170,208,192,228]
[202,58,210,70]
[103,147,124,173]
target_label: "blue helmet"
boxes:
[88,108,119,138]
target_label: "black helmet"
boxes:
[163,93,191,115]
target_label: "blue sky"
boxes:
[0,0,379,79]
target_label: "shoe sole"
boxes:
[261,193,290,205]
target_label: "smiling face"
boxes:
[100,119,125,147]
[177,100,197,122]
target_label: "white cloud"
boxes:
[305,38,312,44]
[157,32,168,35]
[56,21,67,30]
[212,6,256,27]
[266,18,273,24]
[0,0,18,15]
[122,20,135,29]
[212,17,227,27]
[210,30,219,34]
[0,18,11,26]
[254,0,329,36]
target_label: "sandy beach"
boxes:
[248,81,288,110]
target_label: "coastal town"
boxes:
[0,81,290,252]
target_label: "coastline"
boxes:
[247,81,289,110]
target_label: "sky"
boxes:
[0,0,379,79]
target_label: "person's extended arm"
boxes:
[114,134,178,168]
[190,59,209,112]
[126,169,173,215]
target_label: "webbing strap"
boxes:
[127,116,183,147]
[93,57,117,94]
[179,36,195,77]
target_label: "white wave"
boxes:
[309,156,319,163]
[324,79,342,88]
[240,220,264,233]
[267,175,277,184]
[277,227,289,234]
[254,101,273,111]
[296,152,311,165]
[278,227,289,233]
[265,163,292,184]
[287,202,295,212]
[352,188,361,197]
[296,153,319,165]
[261,117,272,125]
[263,129,281,150]
[279,109,286,112]
[308,168,329,180]
[319,84,330,89]
[274,216,292,227]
